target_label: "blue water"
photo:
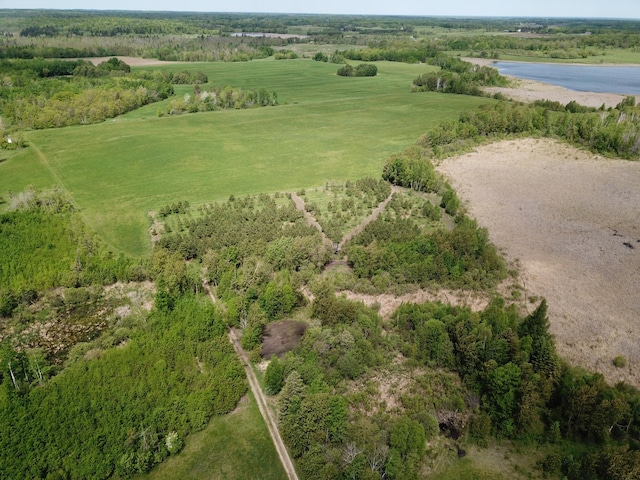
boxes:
[494,62,640,95]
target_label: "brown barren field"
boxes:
[437,138,640,386]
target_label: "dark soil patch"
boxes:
[261,320,307,358]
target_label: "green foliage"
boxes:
[313,52,329,62]
[264,356,284,395]
[0,188,143,298]
[440,183,461,217]
[0,59,174,129]
[382,146,437,192]
[274,50,299,60]
[346,213,505,290]
[413,56,507,96]
[613,355,627,368]
[141,392,287,480]
[259,277,297,320]
[0,294,246,479]
[485,361,522,436]
[165,85,278,115]
[390,415,427,459]
[301,178,392,242]
[337,63,378,77]
[416,100,640,160]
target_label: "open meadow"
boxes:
[0,59,490,256]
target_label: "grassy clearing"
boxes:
[139,392,287,480]
[427,441,542,480]
[0,59,490,255]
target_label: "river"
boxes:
[493,61,640,95]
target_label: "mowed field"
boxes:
[0,59,490,255]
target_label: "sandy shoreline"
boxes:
[465,57,640,108]
[437,138,640,386]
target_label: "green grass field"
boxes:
[0,59,490,256]
[139,392,287,480]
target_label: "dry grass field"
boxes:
[437,138,640,386]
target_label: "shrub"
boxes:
[613,355,627,368]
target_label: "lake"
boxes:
[493,62,640,95]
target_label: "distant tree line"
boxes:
[0,37,278,62]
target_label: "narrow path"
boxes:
[290,192,333,248]
[28,137,76,206]
[291,186,401,253]
[202,282,298,480]
[228,328,299,480]
[338,185,401,249]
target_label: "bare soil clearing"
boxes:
[343,289,492,319]
[261,320,308,358]
[437,138,640,386]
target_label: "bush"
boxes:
[265,356,285,395]
[613,355,627,368]
[313,52,328,62]
[337,63,377,77]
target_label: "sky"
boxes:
[1,1,639,19]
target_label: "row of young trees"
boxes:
[156,193,332,356]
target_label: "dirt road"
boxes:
[228,328,299,480]
[290,192,333,249]
[201,282,297,479]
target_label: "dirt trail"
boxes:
[291,186,400,253]
[338,185,401,249]
[290,192,333,248]
[202,283,297,478]
[201,282,297,479]
[228,328,299,480]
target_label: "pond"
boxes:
[493,61,640,95]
